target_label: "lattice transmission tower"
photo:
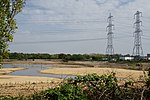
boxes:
[133,11,143,56]
[106,13,114,55]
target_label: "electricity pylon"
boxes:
[133,11,143,56]
[106,13,114,55]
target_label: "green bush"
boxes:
[27,83,87,100]
[68,73,121,100]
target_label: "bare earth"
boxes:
[40,68,147,81]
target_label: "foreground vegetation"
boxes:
[1,71,150,100]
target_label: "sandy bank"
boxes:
[0,75,62,84]
[40,68,147,80]
[0,68,26,75]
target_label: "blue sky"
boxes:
[9,0,150,55]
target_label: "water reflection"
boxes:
[2,64,75,79]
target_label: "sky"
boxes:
[9,0,150,55]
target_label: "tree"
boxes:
[0,0,25,61]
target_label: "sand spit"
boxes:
[40,68,147,80]
[0,68,26,75]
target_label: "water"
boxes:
[2,64,128,81]
[2,64,75,79]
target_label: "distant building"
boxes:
[120,56,134,61]
[147,54,150,60]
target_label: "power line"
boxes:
[143,36,150,40]
[17,19,106,24]
[10,37,107,45]
[143,35,150,38]
[10,36,132,45]
[143,27,150,30]
[15,28,106,35]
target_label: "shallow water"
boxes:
[2,64,75,79]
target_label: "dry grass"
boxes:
[0,82,60,97]
[0,75,62,97]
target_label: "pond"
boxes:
[2,64,75,79]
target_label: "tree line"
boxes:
[8,52,121,61]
